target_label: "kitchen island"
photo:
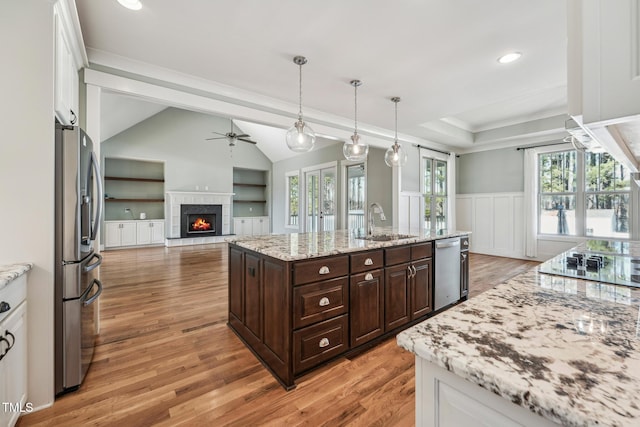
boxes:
[227,228,469,389]
[397,241,640,427]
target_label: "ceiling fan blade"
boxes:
[211,131,228,136]
[205,136,227,140]
[235,134,250,138]
[238,138,257,145]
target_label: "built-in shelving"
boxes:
[105,176,165,183]
[104,158,165,221]
[232,168,269,217]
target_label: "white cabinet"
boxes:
[251,217,270,235]
[234,216,270,236]
[136,221,165,245]
[106,220,164,248]
[0,276,28,427]
[54,4,79,126]
[105,221,137,248]
[568,0,640,123]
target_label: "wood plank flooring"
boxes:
[18,245,539,427]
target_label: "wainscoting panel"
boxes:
[457,193,525,259]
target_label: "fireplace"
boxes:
[180,204,223,238]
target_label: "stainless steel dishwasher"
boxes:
[434,237,461,311]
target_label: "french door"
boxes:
[304,166,337,232]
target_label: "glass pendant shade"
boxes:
[286,119,316,152]
[343,133,369,161]
[384,142,408,167]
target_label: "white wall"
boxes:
[0,0,55,410]
[102,107,272,193]
[457,193,526,259]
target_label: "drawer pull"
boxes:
[0,301,10,314]
[461,253,467,260]
[364,258,374,266]
[319,338,330,348]
[463,240,469,246]
[319,297,330,307]
[365,273,373,281]
[319,266,330,275]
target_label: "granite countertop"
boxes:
[0,263,33,291]
[397,268,640,427]
[226,228,469,261]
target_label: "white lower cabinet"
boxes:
[136,221,165,245]
[233,216,270,236]
[105,220,165,248]
[0,276,28,427]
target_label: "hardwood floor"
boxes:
[18,245,539,427]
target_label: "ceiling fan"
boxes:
[206,119,257,146]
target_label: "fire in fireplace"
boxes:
[191,217,212,231]
[180,204,223,238]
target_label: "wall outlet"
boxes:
[124,208,131,212]
[249,207,253,212]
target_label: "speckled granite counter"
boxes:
[0,263,33,291]
[397,267,640,426]
[226,228,469,261]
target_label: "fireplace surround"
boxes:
[165,191,233,246]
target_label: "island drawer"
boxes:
[293,314,349,374]
[293,255,349,285]
[293,277,349,329]
[385,246,411,266]
[411,242,433,259]
[350,250,384,274]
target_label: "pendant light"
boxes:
[385,97,408,167]
[343,80,369,161]
[286,56,316,152]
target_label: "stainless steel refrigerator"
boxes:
[54,122,104,395]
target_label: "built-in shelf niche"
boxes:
[104,158,165,221]
[233,167,268,217]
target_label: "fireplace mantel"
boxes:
[165,191,234,246]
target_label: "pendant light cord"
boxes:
[394,100,398,142]
[298,63,303,121]
[354,83,358,135]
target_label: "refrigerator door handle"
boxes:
[89,151,103,241]
[82,279,102,307]
[82,252,102,273]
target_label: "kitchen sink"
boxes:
[356,234,417,242]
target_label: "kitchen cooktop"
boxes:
[538,241,640,289]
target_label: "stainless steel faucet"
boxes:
[368,202,386,235]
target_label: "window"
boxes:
[584,152,630,237]
[537,150,631,238]
[424,158,447,233]
[538,151,577,235]
[285,172,299,228]
[345,163,366,230]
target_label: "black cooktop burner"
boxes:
[539,249,640,288]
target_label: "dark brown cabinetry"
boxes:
[384,243,433,330]
[228,236,466,390]
[350,269,384,347]
[460,236,469,298]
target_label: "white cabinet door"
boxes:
[104,222,122,248]
[136,222,151,245]
[234,218,253,236]
[569,0,640,123]
[150,221,165,244]
[53,9,77,126]
[252,217,270,235]
[120,223,137,246]
[105,222,137,247]
[0,301,27,427]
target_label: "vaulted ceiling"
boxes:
[77,0,568,161]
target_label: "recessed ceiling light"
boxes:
[117,0,142,10]
[497,52,522,64]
